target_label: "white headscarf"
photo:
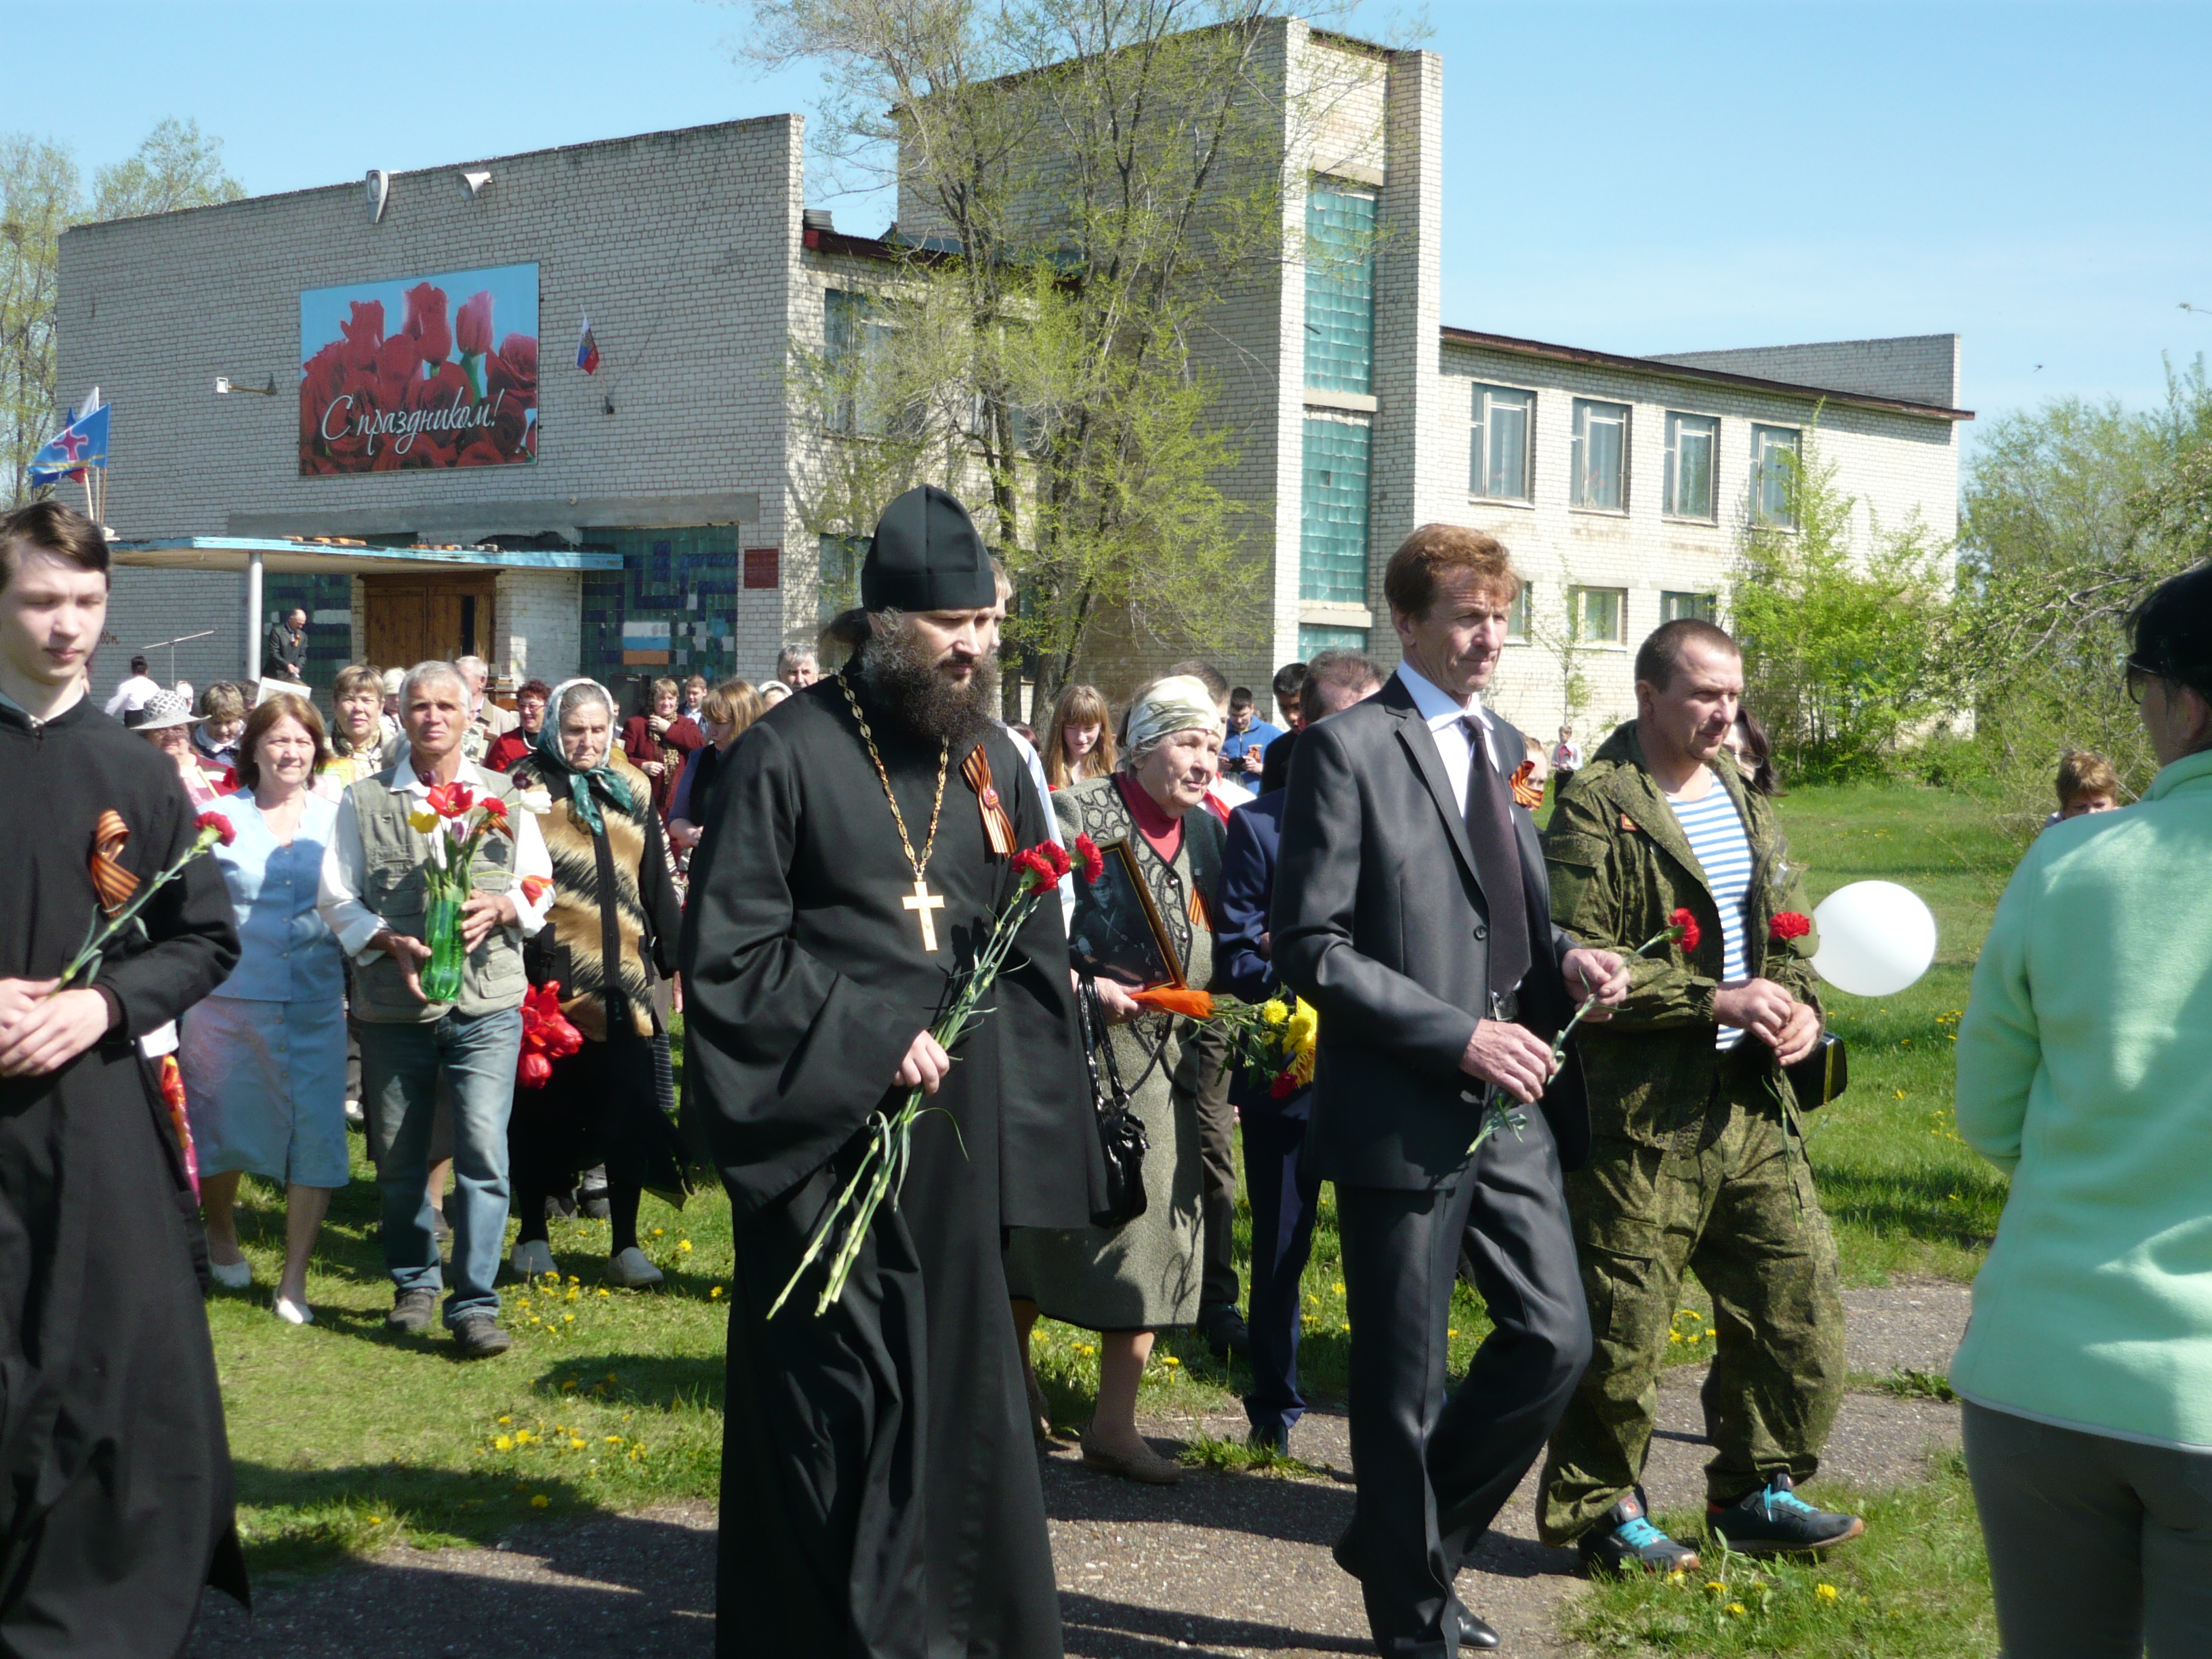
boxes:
[1126,674,1223,752]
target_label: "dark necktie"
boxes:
[1461,716,1532,1001]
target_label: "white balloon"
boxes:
[1809,880,1938,998]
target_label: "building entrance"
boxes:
[363,574,497,674]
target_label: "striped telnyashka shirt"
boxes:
[1664,780,1755,1051]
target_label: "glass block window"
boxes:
[1305,184,1377,395]
[1571,399,1629,512]
[1300,415,1372,605]
[1569,585,1627,645]
[1507,583,1533,641]
[1298,623,1370,656]
[1471,385,1535,501]
[1664,412,1718,520]
[581,526,741,685]
[1662,590,1718,624]
[1751,424,1801,527]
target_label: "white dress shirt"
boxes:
[317,754,554,963]
[1393,663,1502,816]
[102,674,161,718]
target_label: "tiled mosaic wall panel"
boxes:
[580,526,739,703]
[264,573,356,691]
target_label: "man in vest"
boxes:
[318,660,554,1356]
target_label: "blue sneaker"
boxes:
[1708,1472,1864,1555]
[1577,1489,1702,1576]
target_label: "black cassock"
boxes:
[682,679,1101,1659]
[0,698,245,1652]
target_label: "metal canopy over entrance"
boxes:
[109,536,621,682]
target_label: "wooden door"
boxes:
[362,575,497,672]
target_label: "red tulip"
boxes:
[339,300,385,367]
[425,781,476,819]
[455,291,494,357]
[518,1052,553,1089]
[403,281,451,365]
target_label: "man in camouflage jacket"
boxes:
[1534,619,1861,1574]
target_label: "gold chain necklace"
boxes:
[838,672,951,951]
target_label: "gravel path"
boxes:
[185,1279,1971,1658]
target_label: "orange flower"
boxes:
[1128,985,1214,1020]
[520,874,553,905]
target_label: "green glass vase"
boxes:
[420,892,466,1003]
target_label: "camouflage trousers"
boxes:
[1536,1053,1845,1547]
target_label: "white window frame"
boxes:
[1660,590,1718,625]
[1750,424,1801,529]
[1568,585,1629,647]
[1469,384,1536,504]
[1506,583,1533,642]
[1570,398,1631,514]
[1662,411,1719,522]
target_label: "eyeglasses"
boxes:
[2125,657,2155,705]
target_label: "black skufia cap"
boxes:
[861,485,996,612]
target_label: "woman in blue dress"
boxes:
[179,693,350,1324]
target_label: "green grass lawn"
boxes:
[216,777,2024,1650]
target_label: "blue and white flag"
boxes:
[29,403,110,487]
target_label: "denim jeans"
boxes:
[357,1006,523,1326]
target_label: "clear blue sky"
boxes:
[10,0,2210,451]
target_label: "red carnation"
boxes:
[1669,906,1701,954]
[1769,911,1811,943]
[1010,847,1061,890]
[195,811,237,848]
[1073,833,1105,886]
[1039,840,1071,879]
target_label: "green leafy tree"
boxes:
[1947,359,2212,829]
[747,0,1387,705]
[1729,420,1954,781]
[1,119,242,504]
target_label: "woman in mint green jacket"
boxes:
[1953,564,2212,1658]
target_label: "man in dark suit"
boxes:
[1218,649,1384,1454]
[1275,525,1630,1656]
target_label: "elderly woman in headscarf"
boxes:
[506,679,691,1288]
[1005,675,1226,1484]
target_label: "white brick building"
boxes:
[58,20,1967,732]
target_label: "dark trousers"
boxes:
[1178,1020,1241,1313]
[1964,1401,2212,1658]
[1242,1099,1322,1436]
[1336,1108,1591,1658]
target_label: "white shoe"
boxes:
[508,1239,557,1282]
[607,1246,663,1288]
[273,1296,314,1325]
[209,1257,252,1289]
[344,1098,365,1126]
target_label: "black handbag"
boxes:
[1787,1033,1849,1112]
[1076,978,1149,1227]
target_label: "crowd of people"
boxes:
[0,483,2207,1657]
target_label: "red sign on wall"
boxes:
[743,548,781,590]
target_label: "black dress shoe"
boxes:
[1454,1607,1500,1650]
[1197,1302,1251,1361]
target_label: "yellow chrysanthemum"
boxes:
[1261,1000,1290,1025]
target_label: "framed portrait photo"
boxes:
[1067,838,1183,990]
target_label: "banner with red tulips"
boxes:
[298,263,538,474]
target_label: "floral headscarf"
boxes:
[533,678,642,834]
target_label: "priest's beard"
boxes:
[857,614,1000,750]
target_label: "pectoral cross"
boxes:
[902,876,945,953]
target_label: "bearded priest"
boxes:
[682,485,1102,1658]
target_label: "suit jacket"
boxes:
[1258,726,1302,795]
[1273,674,1588,1189]
[1218,792,1311,1121]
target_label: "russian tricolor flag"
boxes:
[576,315,600,375]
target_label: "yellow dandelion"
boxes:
[605,1435,624,1445]
[560,1380,577,1391]
[1163,1356,1180,1368]
[1332,1282,1345,1294]
[563,1312,576,1323]
[597,1288,611,1297]
[652,1227,665,1237]
[1704,1582,1725,1595]
[569,1438,587,1451]
[493,1435,514,1452]
[1816,1583,1839,1602]
[710,1286,723,1298]
[566,1288,580,1302]
[568,1275,581,1286]
[678,1240,693,1253]
[497,1414,512,1425]
[531,1494,550,1509]
[1726,1603,1745,1616]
